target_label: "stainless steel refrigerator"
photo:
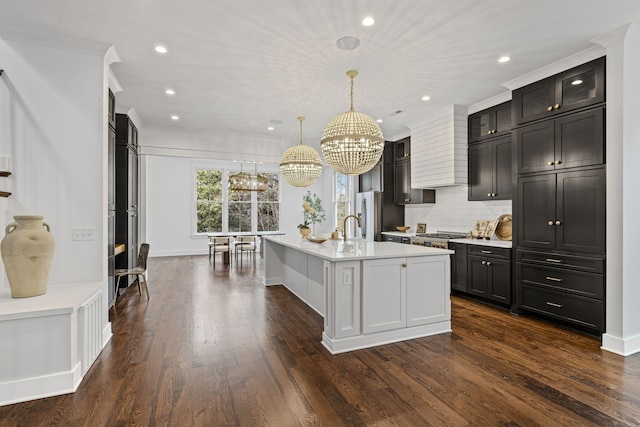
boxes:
[355,191,382,241]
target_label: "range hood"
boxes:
[409,104,468,188]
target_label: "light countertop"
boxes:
[449,238,512,248]
[381,231,417,237]
[264,235,452,261]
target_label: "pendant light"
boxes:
[320,70,384,176]
[228,162,267,192]
[279,116,323,187]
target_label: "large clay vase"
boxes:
[1,215,55,298]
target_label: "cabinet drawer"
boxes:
[519,285,603,331]
[516,263,603,299]
[516,249,603,273]
[467,245,511,259]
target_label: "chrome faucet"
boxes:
[343,214,361,241]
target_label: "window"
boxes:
[195,166,280,234]
[257,172,279,231]
[334,172,354,232]
[196,169,223,233]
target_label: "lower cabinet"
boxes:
[450,242,468,292]
[461,245,512,305]
[362,256,450,334]
[516,249,604,333]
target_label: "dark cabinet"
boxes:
[468,135,512,201]
[517,168,605,255]
[394,158,435,205]
[450,242,468,293]
[108,89,116,130]
[359,162,383,192]
[394,137,411,160]
[467,246,511,305]
[515,107,604,174]
[512,57,605,125]
[115,114,139,289]
[468,101,511,143]
[382,234,411,244]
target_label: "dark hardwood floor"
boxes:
[1,254,639,426]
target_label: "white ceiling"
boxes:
[2,0,640,147]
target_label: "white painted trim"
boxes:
[102,323,113,349]
[501,46,605,91]
[601,333,640,356]
[104,45,121,66]
[126,108,142,129]
[262,277,283,286]
[468,91,512,115]
[0,363,82,406]
[406,104,468,130]
[108,67,122,94]
[321,321,451,354]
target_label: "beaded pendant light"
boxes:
[320,70,384,176]
[228,163,267,192]
[279,116,323,187]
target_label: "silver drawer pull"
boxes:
[546,258,562,263]
[546,301,563,308]
[545,276,563,282]
[481,250,493,254]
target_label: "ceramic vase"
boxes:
[299,227,311,238]
[1,215,55,298]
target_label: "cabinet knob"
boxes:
[547,106,553,111]
[487,193,492,197]
[554,103,561,109]
[481,260,486,265]
[555,220,562,226]
[547,161,554,166]
[487,131,492,135]
[548,221,554,225]
[554,160,562,165]
[402,263,407,268]
[486,261,491,266]
[491,193,496,197]
[405,198,410,202]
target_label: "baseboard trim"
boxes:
[601,333,640,356]
[0,363,82,406]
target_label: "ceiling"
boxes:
[2,1,640,148]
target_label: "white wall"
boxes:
[404,185,512,234]
[145,152,335,257]
[0,38,107,286]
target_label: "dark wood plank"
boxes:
[1,255,639,426]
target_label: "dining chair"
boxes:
[209,236,232,268]
[235,235,257,266]
[114,243,150,302]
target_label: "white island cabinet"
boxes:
[263,235,452,354]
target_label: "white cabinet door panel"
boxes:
[362,258,406,334]
[406,256,451,327]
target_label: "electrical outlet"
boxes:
[72,227,94,241]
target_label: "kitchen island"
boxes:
[263,235,453,354]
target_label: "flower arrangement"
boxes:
[298,191,325,229]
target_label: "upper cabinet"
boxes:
[394,137,411,160]
[512,57,605,126]
[468,101,512,143]
[108,89,116,130]
[468,135,512,201]
[515,107,604,175]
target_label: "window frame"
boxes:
[192,162,280,236]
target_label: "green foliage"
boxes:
[300,191,325,228]
[196,170,223,232]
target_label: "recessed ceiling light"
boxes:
[362,16,375,27]
[336,36,360,50]
[268,126,274,131]
[498,56,511,63]
[376,119,383,123]
[154,45,168,54]
[165,89,175,95]
[171,115,179,120]
[572,79,583,85]
[421,95,431,101]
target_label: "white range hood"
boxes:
[409,104,468,188]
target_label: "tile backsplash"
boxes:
[404,185,512,234]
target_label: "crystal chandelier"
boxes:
[279,116,323,187]
[321,70,385,176]
[228,163,267,192]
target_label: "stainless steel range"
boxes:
[411,232,468,249]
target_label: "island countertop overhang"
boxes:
[264,235,452,262]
